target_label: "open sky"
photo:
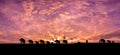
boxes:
[0,0,120,43]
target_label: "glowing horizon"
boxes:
[0,0,120,43]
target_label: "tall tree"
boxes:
[19,38,25,44]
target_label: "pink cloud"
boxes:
[0,0,120,43]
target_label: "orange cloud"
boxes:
[39,2,65,15]
[0,32,4,36]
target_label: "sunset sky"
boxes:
[0,0,120,43]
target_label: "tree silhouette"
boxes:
[46,41,51,44]
[62,36,68,44]
[28,40,33,44]
[86,40,88,43]
[35,41,39,44]
[51,42,54,44]
[55,40,60,44]
[19,38,25,44]
[40,40,45,44]
[107,40,112,43]
[112,41,115,43]
[99,39,106,43]
[63,40,68,44]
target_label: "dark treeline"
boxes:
[19,38,68,44]
[19,38,115,44]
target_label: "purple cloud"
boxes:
[0,0,120,43]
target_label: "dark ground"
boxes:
[0,43,120,49]
[0,43,119,53]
